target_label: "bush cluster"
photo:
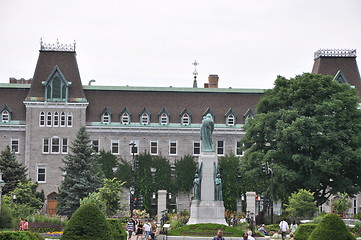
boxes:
[107,218,127,240]
[293,223,317,240]
[0,231,44,240]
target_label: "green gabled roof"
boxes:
[83,85,266,94]
[0,83,31,89]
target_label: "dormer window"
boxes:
[158,108,170,125]
[43,66,71,102]
[140,107,150,125]
[120,107,131,125]
[0,104,12,123]
[225,108,237,126]
[244,108,255,124]
[100,107,112,124]
[180,108,192,126]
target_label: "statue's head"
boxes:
[195,173,198,177]
[217,173,221,177]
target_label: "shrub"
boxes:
[106,218,127,240]
[0,205,14,229]
[167,223,243,237]
[293,223,317,240]
[61,203,113,240]
[308,213,356,240]
[28,222,63,233]
[0,231,44,240]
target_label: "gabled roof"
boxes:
[158,108,170,116]
[333,70,349,84]
[225,108,237,118]
[100,107,112,116]
[243,108,255,119]
[179,108,192,117]
[120,107,131,116]
[0,104,12,113]
[42,65,71,87]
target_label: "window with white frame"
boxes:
[2,110,9,122]
[92,139,99,153]
[141,113,149,124]
[39,112,45,126]
[227,114,235,126]
[181,113,190,125]
[43,138,49,153]
[102,112,110,124]
[46,112,52,127]
[130,140,139,155]
[67,112,73,127]
[236,141,243,156]
[111,139,119,154]
[37,165,46,183]
[53,112,59,127]
[169,140,177,155]
[121,113,130,124]
[62,138,68,154]
[60,112,66,126]
[11,138,19,153]
[150,140,158,155]
[160,113,168,125]
[51,137,60,153]
[193,141,200,155]
[217,140,224,155]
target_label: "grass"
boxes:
[167,223,244,237]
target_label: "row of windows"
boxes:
[92,139,244,156]
[42,137,68,154]
[39,112,73,127]
[101,108,254,126]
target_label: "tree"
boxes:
[285,189,318,219]
[332,192,351,217]
[218,154,242,211]
[241,73,361,205]
[175,155,197,193]
[57,126,104,217]
[0,145,27,194]
[98,150,118,179]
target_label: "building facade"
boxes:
[0,43,361,216]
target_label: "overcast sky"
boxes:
[0,0,360,89]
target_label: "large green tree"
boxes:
[57,126,104,217]
[284,189,318,219]
[175,155,197,193]
[98,150,117,179]
[0,145,27,194]
[241,73,361,205]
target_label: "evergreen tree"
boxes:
[57,126,104,217]
[0,145,27,194]
[98,150,118,179]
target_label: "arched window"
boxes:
[53,112,59,127]
[121,113,130,124]
[43,66,70,102]
[2,110,9,123]
[227,114,235,126]
[67,112,73,127]
[160,113,168,125]
[181,113,190,125]
[141,113,149,124]
[46,112,52,127]
[102,112,110,124]
[39,112,45,126]
[60,112,66,126]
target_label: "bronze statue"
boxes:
[201,113,214,152]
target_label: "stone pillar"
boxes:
[157,190,167,223]
[246,191,256,216]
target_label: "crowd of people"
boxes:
[127,217,159,240]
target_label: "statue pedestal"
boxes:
[187,152,227,225]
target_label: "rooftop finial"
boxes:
[40,38,76,52]
[314,49,356,60]
[192,60,199,88]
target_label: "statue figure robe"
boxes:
[214,162,223,201]
[193,163,202,200]
[201,113,214,152]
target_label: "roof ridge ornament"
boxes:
[314,49,356,60]
[40,38,76,52]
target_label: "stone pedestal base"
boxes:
[187,200,227,225]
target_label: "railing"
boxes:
[314,49,356,60]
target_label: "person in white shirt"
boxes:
[144,219,152,240]
[246,230,255,240]
[279,219,289,240]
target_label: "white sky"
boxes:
[0,0,360,89]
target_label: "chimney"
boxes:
[204,75,219,88]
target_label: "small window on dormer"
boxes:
[103,112,110,124]
[141,113,149,124]
[227,114,235,126]
[121,113,130,124]
[1,110,9,123]
[101,107,111,124]
[160,113,168,125]
[180,108,192,126]
[43,66,70,102]
[182,114,190,125]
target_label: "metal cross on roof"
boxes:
[192,60,199,76]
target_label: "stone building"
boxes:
[0,42,360,216]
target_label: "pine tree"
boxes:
[57,126,104,217]
[0,145,27,194]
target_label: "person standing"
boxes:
[23,219,29,231]
[279,219,289,240]
[19,218,24,231]
[127,218,135,240]
[144,219,152,240]
[212,229,225,240]
[136,220,144,240]
[290,220,298,233]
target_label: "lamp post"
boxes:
[0,170,5,214]
[129,140,137,217]
[13,193,17,204]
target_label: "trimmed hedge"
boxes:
[293,223,317,240]
[61,203,113,240]
[107,218,127,240]
[308,213,356,240]
[28,222,63,233]
[0,205,14,229]
[0,231,44,240]
[167,223,243,237]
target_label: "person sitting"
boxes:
[150,220,159,240]
[258,224,268,236]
